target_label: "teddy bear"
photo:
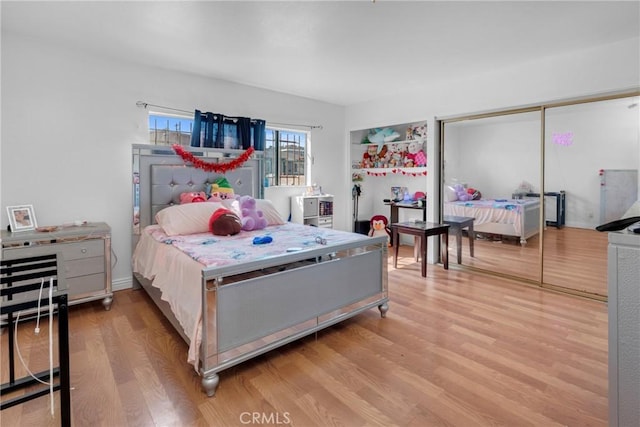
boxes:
[180,191,207,204]
[238,195,267,231]
[368,215,391,246]
[405,141,427,167]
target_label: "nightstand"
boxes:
[1,222,113,310]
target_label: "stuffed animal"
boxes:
[368,128,400,144]
[405,141,427,167]
[209,208,242,236]
[180,191,207,204]
[412,124,428,140]
[454,184,472,201]
[368,215,391,245]
[238,195,268,231]
[209,177,235,200]
[467,187,482,200]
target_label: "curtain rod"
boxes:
[136,101,323,130]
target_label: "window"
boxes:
[148,113,193,145]
[264,129,309,187]
[147,114,309,187]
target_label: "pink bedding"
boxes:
[133,222,371,369]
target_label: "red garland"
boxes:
[172,144,254,173]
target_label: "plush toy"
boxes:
[238,195,268,231]
[209,177,235,200]
[180,191,207,204]
[405,141,427,167]
[412,124,428,140]
[368,128,400,144]
[368,215,391,245]
[466,187,482,200]
[453,184,472,201]
[209,208,242,236]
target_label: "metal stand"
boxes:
[1,253,70,427]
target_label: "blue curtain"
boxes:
[190,110,266,150]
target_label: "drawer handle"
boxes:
[81,248,87,254]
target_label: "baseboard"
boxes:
[112,276,133,292]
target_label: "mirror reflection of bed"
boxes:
[441,94,639,298]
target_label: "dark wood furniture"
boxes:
[443,215,475,264]
[391,221,449,277]
[385,201,426,246]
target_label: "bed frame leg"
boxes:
[378,302,389,318]
[202,373,220,397]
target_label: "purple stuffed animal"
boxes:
[238,195,268,231]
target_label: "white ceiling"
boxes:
[2,1,638,106]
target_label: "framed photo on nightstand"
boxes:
[7,204,37,232]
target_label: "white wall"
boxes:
[1,34,345,289]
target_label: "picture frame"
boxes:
[7,204,37,232]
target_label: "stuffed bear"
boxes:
[238,195,268,231]
[454,184,472,201]
[368,215,391,246]
[209,208,242,236]
[180,191,207,204]
[405,141,427,167]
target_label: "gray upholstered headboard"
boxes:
[133,144,263,232]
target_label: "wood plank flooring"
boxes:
[1,246,608,426]
[450,226,608,297]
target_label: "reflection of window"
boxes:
[264,129,309,187]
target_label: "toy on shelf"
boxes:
[367,128,400,144]
[405,141,426,167]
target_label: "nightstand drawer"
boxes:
[68,273,105,295]
[65,256,104,278]
[58,239,104,261]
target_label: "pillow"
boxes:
[155,201,223,236]
[444,185,458,202]
[255,199,286,225]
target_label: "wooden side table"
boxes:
[443,215,475,264]
[391,221,449,277]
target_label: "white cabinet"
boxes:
[291,195,334,228]
[608,230,640,427]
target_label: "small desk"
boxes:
[385,201,426,246]
[443,215,475,264]
[391,221,449,277]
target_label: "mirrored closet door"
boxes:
[442,111,542,282]
[440,91,639,299]
[542,96,640,297]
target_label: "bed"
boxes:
[130,144,389,397]
[443,198,540,245]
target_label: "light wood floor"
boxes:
[2,246,608,426]
[452,226,608,297]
